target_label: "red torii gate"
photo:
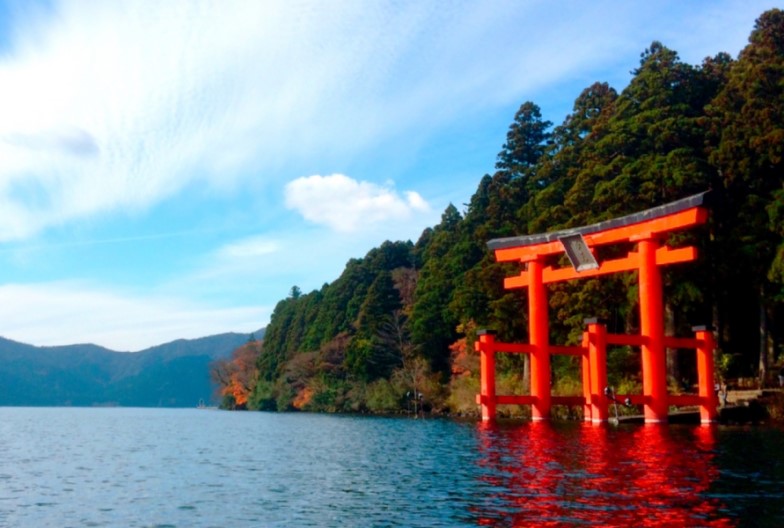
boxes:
[475,193,718,424]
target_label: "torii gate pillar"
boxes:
[528,258,550,420]
[638,237,668,422]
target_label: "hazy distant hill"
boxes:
[0,330,263,407]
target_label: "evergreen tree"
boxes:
[707,8,784,377]
[529,82,618,232]
[346,271,403,380]
[496,101,552,177]
[411,204,463,373]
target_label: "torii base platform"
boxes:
[476,193,718,424]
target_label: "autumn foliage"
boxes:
[211,340,261,408]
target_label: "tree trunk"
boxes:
[712,299,722,350]
[665,302,679,387]
[759,285,768,387]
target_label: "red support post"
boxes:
[528,258,550,420]
[581,330,592,422]
[694,326,718,424]
[586,320,608,423]
[638,237,668,423]
[477,330,497,421]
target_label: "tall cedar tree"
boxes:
[707,9,784,377]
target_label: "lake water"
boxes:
[0,408,783,527]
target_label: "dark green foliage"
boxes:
[704,9,784,373]
[410,204,464,372]
[347,271,403,380]
[496,101,552,177]
[563,42,719,223]
[528,82,618,233]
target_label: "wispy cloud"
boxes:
[0,228,222,255]
[216,236,280,260]
[284,174,430,232]
[4,126,99,157]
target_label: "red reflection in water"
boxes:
[474,422,734,527]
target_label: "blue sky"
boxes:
[0,0,776,351]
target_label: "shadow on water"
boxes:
[471,421,784,527]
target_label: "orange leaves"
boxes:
[211,341,261,408]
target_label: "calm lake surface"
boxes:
[0,408,783,527]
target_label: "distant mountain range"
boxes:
[0,329,263,407]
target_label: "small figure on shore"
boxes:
[778,367,784,388]
[715,382,729,406]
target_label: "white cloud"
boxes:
[0,282,267,351]
[216,236,280,260]
[284,174,430,232]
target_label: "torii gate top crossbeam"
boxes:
[488,192,708,263]
[487,192,709,288]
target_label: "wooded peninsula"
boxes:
[212,10,784,418]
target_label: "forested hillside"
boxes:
[215,10,784,415]
[0,331,255,406]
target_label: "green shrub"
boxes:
[447,374,480,416]
[249,379,277,411]
[366,379,402,413]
